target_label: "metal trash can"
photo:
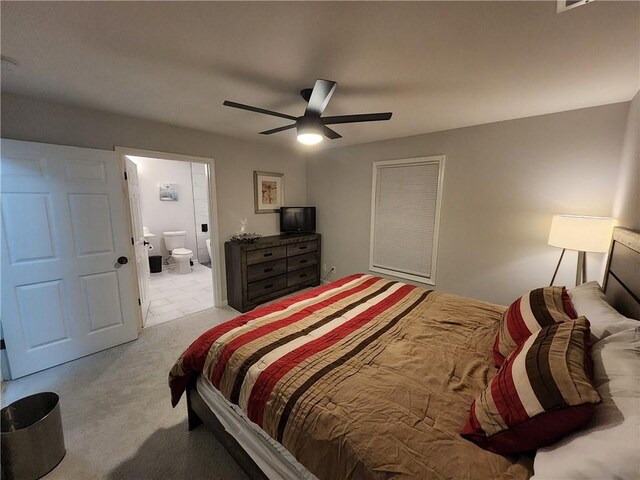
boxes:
[1,392,66,480]
[149,254,163,273]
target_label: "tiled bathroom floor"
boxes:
[145,262,214,327]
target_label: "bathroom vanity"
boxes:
[224,233,321,312]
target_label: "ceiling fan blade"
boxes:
[323,126,342,140]
[223,100,297,121]
[259,124,297,135]
[322,112,392,125]
[305,79,337,116]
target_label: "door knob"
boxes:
[117,256,129,265]
[143,241,150,246]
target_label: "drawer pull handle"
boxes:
[300,273,307,278]
[299,246,307,250]
[300,259,308,264]
[264,253,273,257]
[264,268,273,273]
[264,284,273,289]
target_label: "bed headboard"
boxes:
[603,227,640,320]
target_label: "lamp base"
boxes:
[550,249,565,287]
[550,249,587,287]
[575,250,586,286]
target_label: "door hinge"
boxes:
[131,237,135,245]
[124,171,128,180]
[138,298,141,306]
[0,339,6,350]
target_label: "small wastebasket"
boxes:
[149,254,163,273]
[1,392,66,480]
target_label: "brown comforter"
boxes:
[169,274,532,480]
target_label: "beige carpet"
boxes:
[1,306,251,480]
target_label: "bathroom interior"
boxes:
[128,156,214,327]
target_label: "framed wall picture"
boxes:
[159,183,179,201]
[254,171,284,213]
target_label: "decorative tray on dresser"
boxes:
[224,233,321,312]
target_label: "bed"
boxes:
[169,227,640,480]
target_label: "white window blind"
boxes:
[370,156,444,284]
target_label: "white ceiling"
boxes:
[1,1,638,149]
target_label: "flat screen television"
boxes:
[280,207,316,233]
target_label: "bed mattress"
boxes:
[171,274,533,479]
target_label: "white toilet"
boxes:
[163,231,193,274]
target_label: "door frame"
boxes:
[115,147,224,327]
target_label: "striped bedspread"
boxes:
[169,274,532,480]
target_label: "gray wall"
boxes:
[1,93,307,300]
[307,102,630,305]
[2,93,633,308]
[613,91,640,229]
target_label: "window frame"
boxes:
[369,155,445,285]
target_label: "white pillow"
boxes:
[532,328,640,480]
[569,281,638,341]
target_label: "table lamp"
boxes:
[548,214,615,286]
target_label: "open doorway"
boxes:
[117,147,222,328]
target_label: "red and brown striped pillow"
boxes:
[462,317,600,454]
[494,286,577,366]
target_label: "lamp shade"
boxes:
[548,215,615,253]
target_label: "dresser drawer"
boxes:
[225,234,321,313]
[286,240,317,257]
[287,252,318,272]
[247,274,287,300]
[287,266,318,288]
[247,258,287,283]
[246,245,287,265]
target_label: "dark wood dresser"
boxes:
[225,233,321,312]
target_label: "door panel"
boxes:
[2,155,46,178]
[80,272,124,332]
[16,280,70,348]
[64,159,106,183]
[68,193,115,255]
[125,158,150,323]
[2,193,57,263]
[1,139,139,378]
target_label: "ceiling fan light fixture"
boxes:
[297,132,323,145]
[223,78,393,144]
[296,117,324,145]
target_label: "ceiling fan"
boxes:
[223,79,393,145]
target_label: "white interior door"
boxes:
[1,139,139,378]
[125,157,151,324]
